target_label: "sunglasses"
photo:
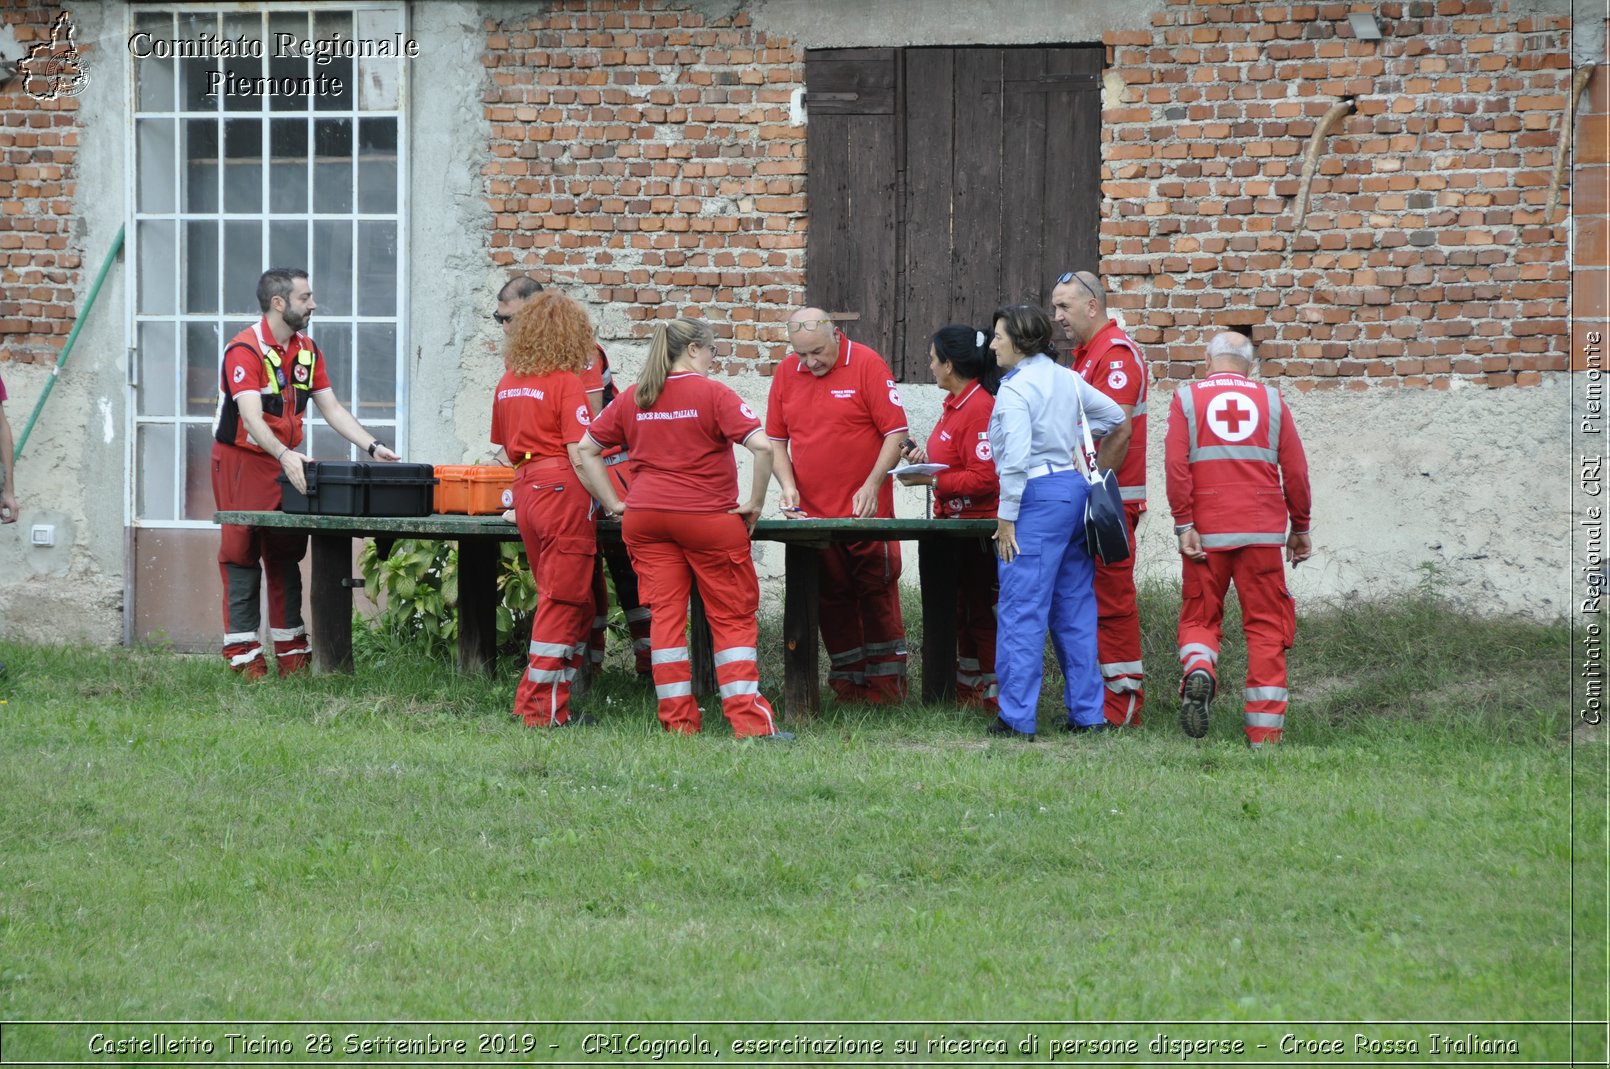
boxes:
[1056,271,1101,301]
[492,312,513,326]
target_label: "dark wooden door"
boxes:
[806,46,1102,380]
[803,49,900,366]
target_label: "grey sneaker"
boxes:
[1180,670,1214,739]
[754,731,796,742]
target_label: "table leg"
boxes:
[689,583,716,696]
[457,536,498,677]
[310,533,354,675]
[783,543,821,718]
[920,537,960,704]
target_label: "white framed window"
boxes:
[128,3,408,525]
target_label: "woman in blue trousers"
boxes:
[986,304,1125,738]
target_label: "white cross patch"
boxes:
[1205,392,1260,443]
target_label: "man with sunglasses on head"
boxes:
[494,277,653,680]
[1051,270,1148,728]
[765,308,910,704]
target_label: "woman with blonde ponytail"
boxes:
[573,318,790,740]
[632,318,682,410]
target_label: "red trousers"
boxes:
[1094,503,1146,725]
[821,539,908,702]
[511,458,596,727]
[589,550,652,675]
[623,509,779,737]
[954,535,998,710]
[587,463,652,675]
[211,441,310,675]
[1177,544,1297,746]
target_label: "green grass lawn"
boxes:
[0,588,1600,1065]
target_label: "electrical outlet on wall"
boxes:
[30,524,54,547]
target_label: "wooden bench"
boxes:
[214,511,996,715]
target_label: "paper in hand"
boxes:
[889,463,948,478]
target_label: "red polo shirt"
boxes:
[586,373,762,513]
[764,335,908,518]
[490,369,590,463]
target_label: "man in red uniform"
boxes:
[1165,331,1312,747]
[212,268,400,677]
[766,309,910,702]
[1052,270,1148,727]
[496,277,651,678]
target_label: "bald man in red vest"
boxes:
[1165,332,1312,748]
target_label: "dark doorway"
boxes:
[805,45,1103,380]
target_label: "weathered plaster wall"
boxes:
[408,1,504,465]
[597,342,1573,622]
[0,0,125,644]
[740,0,1156,47]
[1132,374,1574,620]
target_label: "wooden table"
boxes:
[214,512,996,714]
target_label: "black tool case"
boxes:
[278,461,438,517]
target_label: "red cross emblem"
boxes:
[1205,391,1260,443]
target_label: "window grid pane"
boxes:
[133,3,405,524]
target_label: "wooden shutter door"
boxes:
[992,48,1103,323]
[804,49,899,366]
[807,46,1102,379]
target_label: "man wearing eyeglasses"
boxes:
[765,308,910,703]
[494,276,654,680]
[1052,270,1148,728]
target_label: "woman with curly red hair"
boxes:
[491,290,598,727]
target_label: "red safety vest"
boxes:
[213,321,319,451]
[1073,321,1148,505]
[1167,372,1310,550]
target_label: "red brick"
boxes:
[1576,270,1610,321]
[1581,218,1610,268]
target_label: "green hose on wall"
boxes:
[13,223,124,460]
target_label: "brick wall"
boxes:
[481,0,806,368]
[482,0,1582,390]
[0,0,83,369]
[1102,0,1575,390]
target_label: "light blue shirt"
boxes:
[989,353,1125,522]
